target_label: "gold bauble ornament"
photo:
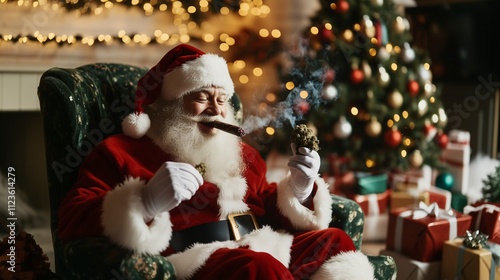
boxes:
[394,16,406,33]
[365,117,382,137]
[409,149,424,168]
[387,90,403,109]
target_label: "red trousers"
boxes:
[192,228,356,280]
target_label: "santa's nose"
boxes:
[206,100,222,115]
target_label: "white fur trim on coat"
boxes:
[166,225,294,279]
[277,175,332,230]
[121,112,151,139]
[310,251,375,280]
[101,177,172,255]
[214,175,249,220]
[238,225,293,268]
[166,241,239,279]
[161,53,235,101]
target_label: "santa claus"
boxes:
[58,44,374,279]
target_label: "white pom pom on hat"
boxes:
[121,43,235,139]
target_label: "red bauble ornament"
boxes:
[384,128,402,148]
[319,27,335,44]
[350,69,364,84]
[408,80,420,96]
[336,0,349,13]
[323,68,336,83]
[295,100,310,115]
[435,132,449,149]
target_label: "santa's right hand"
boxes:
[142,161,203,221]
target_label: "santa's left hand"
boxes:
[287,144,320,203]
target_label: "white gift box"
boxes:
[389,165,433,192]
[440,129,471,195]
[362,211,388,242]
[380,249,441,280]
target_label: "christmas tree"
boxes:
[267,0,449,173]
[482,164,500,203]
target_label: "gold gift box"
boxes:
[390,191,430,210]
[441,239,500,280]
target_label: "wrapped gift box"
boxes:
[325,154,357,195]
[380,249,441,280]
[390,187,451,211]
[356,172,388,195]
[428,186,452,210]
[390,190,430,209]
[441,239,500,280]
[363,211,389,242]
[451,191,469,212]
[386,203,472,262]
[440,129,471,195]
[347,189,390,216]
[388,165,433,192]
[464,202,500,244]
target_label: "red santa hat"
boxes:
[122,44,235,139]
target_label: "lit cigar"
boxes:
[202,121,246,137]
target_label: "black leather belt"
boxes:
[170,211,259,252]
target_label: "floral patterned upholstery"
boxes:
[38,63,395,279]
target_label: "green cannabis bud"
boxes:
[291,124,320,152]
[195,163,206,177]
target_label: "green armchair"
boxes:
[37,63,396,279]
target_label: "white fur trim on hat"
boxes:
[121,112,151,139]
[101,176,172,255]
[310,251,375,280]
[277,175,332,230]
[160,53,235,101]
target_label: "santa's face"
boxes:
[145,88,243,180]
[182,87,228,136]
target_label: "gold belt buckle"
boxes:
[227,211,259,240]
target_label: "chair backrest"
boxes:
[38,63,148,235]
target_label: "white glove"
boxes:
[142,161,203,221]
[287,144,320,203]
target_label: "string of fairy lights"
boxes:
[0,0,273,48]
[1,0,283,123]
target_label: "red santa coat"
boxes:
[58,134,366,279]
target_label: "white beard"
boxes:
[145,100,244,181]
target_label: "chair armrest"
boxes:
[54,235,175,279]
[329,194,364,250]
[121,255,176,280]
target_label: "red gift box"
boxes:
[326,154,357,195]
[347,189,390,216]
[464,202,500,244]
[427,186,452,210]
[386,202,472,262]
